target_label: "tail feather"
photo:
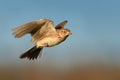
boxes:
[20,46,43,60]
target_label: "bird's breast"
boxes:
[36,36,63,47]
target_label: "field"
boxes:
[0,64,120,80]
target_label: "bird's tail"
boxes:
[20,46,43,60]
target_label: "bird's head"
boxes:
[57,29,72,38]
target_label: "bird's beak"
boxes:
[70,32,72,35]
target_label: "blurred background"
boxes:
[0,0,120,80]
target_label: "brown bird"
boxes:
[12,19,71,60]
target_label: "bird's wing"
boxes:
[12,19,56,42]
[31,20,57,42]
[55,20,68,29]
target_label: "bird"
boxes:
[12,18,71,60]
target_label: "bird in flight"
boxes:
[12,18,71,60]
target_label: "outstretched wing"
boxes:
[12,19,56,42]
[55,20,68,29]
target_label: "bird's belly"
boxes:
[36,37,61,47]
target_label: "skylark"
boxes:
[12,19,71,60]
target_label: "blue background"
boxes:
[0,0,120,67]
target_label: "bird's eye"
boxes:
[62,30,66,33]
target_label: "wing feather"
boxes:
[31,20,56,42]
[12,19,56,41]
[55,20,68,29]
[12,20,45,38]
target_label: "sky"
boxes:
[0,0,120,67]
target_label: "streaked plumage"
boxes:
[12,18,71,60]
